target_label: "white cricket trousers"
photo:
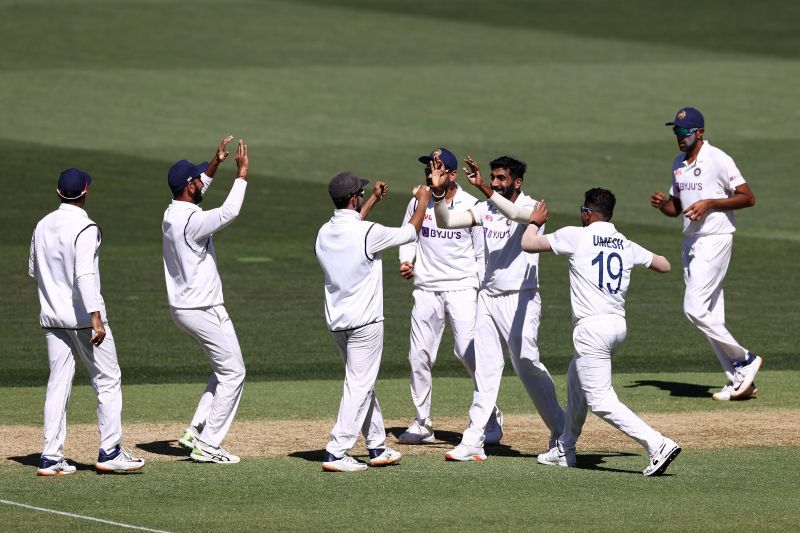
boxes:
[326,321,387,457]
[560,315,664,455]
[408,288,477,422]
[682,234,749,383]
[42,326,122,461]
[171,305,245,448]
[461,290,564,447]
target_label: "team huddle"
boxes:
[28,107,762,477]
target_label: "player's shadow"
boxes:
[8,453,95,471]
[288,449,327,462]
[625,380,717,398]
[574,451,653,475]
[386,426,462,445]
[138,439,191,457]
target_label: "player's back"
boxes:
[315,210,384,331]
[549,222,653,323]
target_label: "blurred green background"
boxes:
[1,0,797,386]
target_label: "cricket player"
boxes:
[163,136,249,463]
[29,168,145,475]
[397,148,503,446]
[526,188,681,476]
[651,107,761,401]
[429,154,565,462]
[315,172,431,472]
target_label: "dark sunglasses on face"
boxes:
[673,126,698,138]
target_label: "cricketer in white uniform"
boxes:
[315,172,431,472]
[29,168,145,476]
[651,107,761,401]
[526,188,681,476]
[163,137,249,464]
[397,148,504,445]
[430,154,565,462]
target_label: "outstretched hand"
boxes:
[462,155,484,187]
[372,181,389,201]
[529,199,548,227]
[235,139,248,179]
[216,135,235,163]
[427,153,449,192]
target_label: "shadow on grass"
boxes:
[575,451,647,475]
[625,380,715,398]
[386,426,462,445]
[8,453,93,472]
[288,449,327,462]
[138,440,189,457]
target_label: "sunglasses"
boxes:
[673,126,699,138]
[580,205,593,213]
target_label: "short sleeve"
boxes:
[718,152,746,192]
[629,241,654,268]
[546,226,582,256]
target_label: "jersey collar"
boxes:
[58,203,89,217]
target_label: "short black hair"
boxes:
[332,196,352,209]
[584,188,616,220]
[489,156,526,180]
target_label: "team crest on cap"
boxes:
[694,168,702,176]
[677,110,686,120]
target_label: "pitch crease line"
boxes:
[0,498,173,533]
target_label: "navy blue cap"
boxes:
[57,168,92,200]
[418,148,458,172]
[666,107,704,129]
[168,160,210,194]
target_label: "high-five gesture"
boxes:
[529,199,548,228]
[236,139,249,179]
[463,155,484,187]
[216,135,235,163]
[428,153,449,194]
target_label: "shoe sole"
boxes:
[644,446,681,477]
[730,358,762,399]
[445,453,486,462]
[189,453,239,464]
[322,464,367,472]
[95,463,145,472]
[370,457,402,467]
[36,470,76,476]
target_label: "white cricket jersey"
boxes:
[316,209,417,331]
[546,222,654,324]
[668,141,747,236]
[471,192,542,295]
[398,186,483,291]
[29,204,106,329]
[162,178,247,309]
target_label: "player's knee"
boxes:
[683,306,707,326]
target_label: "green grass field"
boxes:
[1,0,798,531]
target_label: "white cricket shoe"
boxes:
[190,440,240,464]
[398,417,435,444]
[712,383,757,401]
[642,438,681,477]
[368,447,402,467]
[537,442,576,468]
[95,446,145,472]
[37,457,77,476]
[484,407,504,445]
[178,426,200,450]
[322,452,368,472]
[731,354,762,400]
[445,444,487,462]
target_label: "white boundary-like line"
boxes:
[0,498,173,533]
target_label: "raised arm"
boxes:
[521,200,551,253]
[428,155,475,229]
[198,135,235,194]
[186,139,249,242]
[360,181,388,220]
[463,155,531,223]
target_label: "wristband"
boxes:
[528,219,543,228]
